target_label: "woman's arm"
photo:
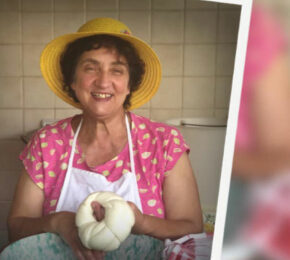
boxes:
[129,152,203,240]
[7,169,50,242]
[8,169,104,260]
[233,54,290,180]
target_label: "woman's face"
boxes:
[71,47,130,118]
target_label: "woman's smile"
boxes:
[91,92,113,100]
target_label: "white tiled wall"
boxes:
[0,0,241,249]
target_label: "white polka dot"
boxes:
[171,129,178,136]
[37,182,44,189]
[139,123,146,129]
[51,128,58,134]
[116,160,123,167]
[35,162,42,170]
[151,158,158,164]
[56,140,63,146]
[102,170,110,176]
[41,142,48,148]
[43,161,49,168]
[148,199,156,207]
[173,148,182,153]
[60,163,67,170]
[173,138,180,145]
[50,200,57,206]
[48,171,55,177]
[143,133,150,139]
[141,152,151,159]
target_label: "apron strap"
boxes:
[68,118,83,171]
[55,118,83,212]
[125,114,135,175]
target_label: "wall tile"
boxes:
[24,77,55,108]
[182,108,214,117]
[0,170,19,201]
[55,108,82,120]
[153,44,183,76]
[0,45,21,77]
[219,3,241,10]
[151,77,182,109]
[136,100,150,109]
[131,109,150,118]
[183,77,215,109]
[119,11,150,43]
[0,12,20,44]
[24,109,54,132]
[150,109,182,122]
[119,0,150,10]
[215,109,229,118]
[0,230,9,252]
[0,78,22,108]
[185,0,217,10]
[87,0,118,10]
[0,140,25,170]
[218,10,240,43]
[22,13,52,43]
[185,10,217,44]
[23,44,45,76]
[22,0,52,12]
[215,77,232,108]
[86,11,118,21]
[54,0,84,12]
[184,44,216,76]
[0,0,19,11]
[55,96,73,108]
[54,12,84,37]
[152,11,184,44]
[152,0,184,10]
[216,44,236,76]
[0,202,11,229]
[0,109,23,139]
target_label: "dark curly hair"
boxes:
[60,34,145,109]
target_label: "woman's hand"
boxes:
[53,211,105,260]
[127,201,147,235]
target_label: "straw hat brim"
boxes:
[40,31,162,110]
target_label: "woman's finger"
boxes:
[91,201,105,221]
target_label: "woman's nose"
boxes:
[96,70,110,88]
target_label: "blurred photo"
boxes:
[223,0,290,259]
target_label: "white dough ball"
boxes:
[75,191,135,251]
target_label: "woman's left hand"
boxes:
[127,201,147,235]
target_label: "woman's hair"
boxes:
[60,34,145,109]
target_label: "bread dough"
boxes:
[75,191,135,251]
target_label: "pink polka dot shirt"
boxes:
[20,113,189,218]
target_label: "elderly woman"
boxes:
[7,18,203,259]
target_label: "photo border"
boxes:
[200,0,254,259]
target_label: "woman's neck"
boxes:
[78,110,129,144]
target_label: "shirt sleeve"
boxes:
[163,127,190,174]
[19,129,45,189]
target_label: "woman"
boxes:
[7,18,203,259]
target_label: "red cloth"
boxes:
[243,173,290,260]
[162,233,213,260]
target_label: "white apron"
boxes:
[55,115,143,213]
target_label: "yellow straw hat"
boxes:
[40,17,161,110]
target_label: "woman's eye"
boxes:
[84,66,95,71]
[112,68,124,75]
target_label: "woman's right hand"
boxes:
[52,211,105,260]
